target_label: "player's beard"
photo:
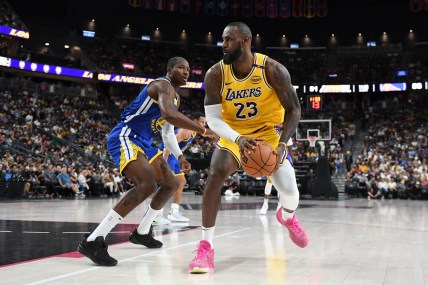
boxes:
[223,42,243,65]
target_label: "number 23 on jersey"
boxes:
[233,101,258,120]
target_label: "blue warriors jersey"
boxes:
[121,76,177,139]
[107,76,178,173]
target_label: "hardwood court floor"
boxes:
[1,194,427,285]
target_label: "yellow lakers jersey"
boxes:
[219,53,285,136]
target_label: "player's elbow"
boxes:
[161,111,177,123]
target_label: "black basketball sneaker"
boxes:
[77,234,118,266]
[128,225,163,248]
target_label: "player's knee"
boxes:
[161,175,179,193]
[208,165,230,181]
[134,179,157,195]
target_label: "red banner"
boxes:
[179,0,191,13]
[167,0,177,11]
[231,0,240,16]
[255,0,266,17]
[304,0,315,18]
[279,0,291,18]
[242,0,253,17]
[266,0,278,18]
[292,0,303,17]
[316,0,327,17]
[194,0,203,14]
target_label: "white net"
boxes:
[308,136,317,147]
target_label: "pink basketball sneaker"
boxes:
[276,208,308,248]
[188,240,215,273]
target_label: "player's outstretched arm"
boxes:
[155,80,209,135]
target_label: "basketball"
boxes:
[241,142,277,178]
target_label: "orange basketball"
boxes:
[241,142,277,178]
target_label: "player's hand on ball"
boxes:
[237,136,266,158]
[178,156,191,174]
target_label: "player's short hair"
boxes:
[167,57,186,69]
[226,22,252,39]
[192,112,205,120]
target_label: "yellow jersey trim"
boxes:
[219,61,225,95]
[261,55,273,89]
[148,150,163,164]
[215,144,241,171]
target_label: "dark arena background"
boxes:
[0,1,427,284]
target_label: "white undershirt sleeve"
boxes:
[205,104,241,142]
[161,122,183,160]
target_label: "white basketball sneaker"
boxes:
[167,211,189,222]
[260,202,268,215]
[152,213,171,225]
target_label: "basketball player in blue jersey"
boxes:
[189,22,308,273]
[77,57,216,267]
[157,112,214,223]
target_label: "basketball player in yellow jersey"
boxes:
[189,22,308,273]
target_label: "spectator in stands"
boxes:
[113,169,125,195]
[387,177,398,199]
[102,169,117,194]
[223,177,239,197]
[78,169,90,194]
[407,180,423,200]
[345,150,353,172]
[367,176,381,200]
[378,177,390,199]
[57,166,82,197]
[357,174,368,198]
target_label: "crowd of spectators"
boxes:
[346,106,427,200]
[76,36,428,84]
[268,48,328,84]
[336,47,402,84]
[0,75,124,198]
[0,1,27,31]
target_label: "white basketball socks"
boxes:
[87,209,123,241]
[202,226,215,248]
[137,205,160,235]
[170,203,180,214]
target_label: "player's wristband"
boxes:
[234,135,242,144]
[278,142,289,156]
[278,142,287,148]
[201,128,207,136]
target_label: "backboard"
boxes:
[296,119,332,142]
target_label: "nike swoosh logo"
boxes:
[225,82,232,85]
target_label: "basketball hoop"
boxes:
[308,136,318,147]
